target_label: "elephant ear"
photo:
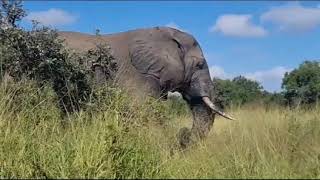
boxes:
[128,36,184,86]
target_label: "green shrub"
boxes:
[0,1,119,115]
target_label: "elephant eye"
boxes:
[196,62,204,69]
[193,41,198,47]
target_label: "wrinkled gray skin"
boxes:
[59,27,216,148]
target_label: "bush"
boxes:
[0,24,93,113]
[212,76,264,109]
[0,1,118,114]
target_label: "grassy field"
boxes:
[0,80,319,178]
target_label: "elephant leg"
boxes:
[141,75,162,98]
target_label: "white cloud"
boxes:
[209,65,231,80]
[244,66,292,92]
[210,14,267,37]
[25,8,77,26]
[165,22,187,32]
[261,3,320,32]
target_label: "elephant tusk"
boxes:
[202,97,236,121]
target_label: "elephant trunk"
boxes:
[178,96,215,148]
[190,100,215,139]
[178,73,215,148]
[178,66,234,148]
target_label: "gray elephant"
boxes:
[59,26,235,147]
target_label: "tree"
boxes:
[0,1,117,114]
[231,76,263,105]
[212,78,235,109]
[282,60,320,107]
[0,0,26,29]
[212,76,263,108]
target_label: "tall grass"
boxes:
[0,79,319,178]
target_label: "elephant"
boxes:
[58,26,235,148]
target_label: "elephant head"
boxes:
[164,28,235,147]
[127,27,235,147]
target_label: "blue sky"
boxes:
[20,1,320,92]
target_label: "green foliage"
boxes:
[212,76,263,108]
[282,60,320,107]
[85,42,118,83]
[0,2,118,114]
[0,23,93,113]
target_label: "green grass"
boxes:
[0,79,319,178]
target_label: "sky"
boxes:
[20,1,320,92]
